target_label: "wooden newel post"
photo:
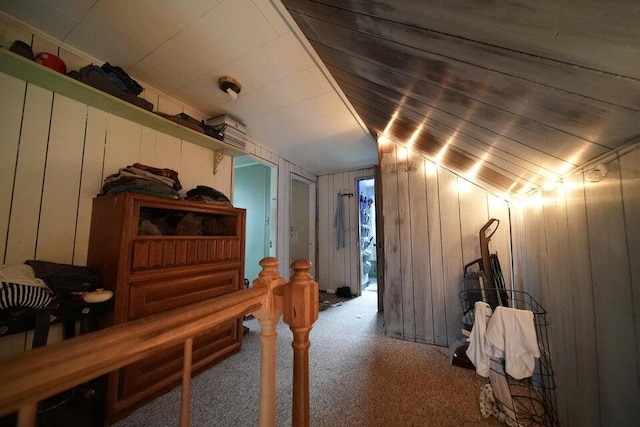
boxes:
[283,259,319,427]
[252,257,286,427]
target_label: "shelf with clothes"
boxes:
[0,47,244,157]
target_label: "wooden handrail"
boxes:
[0,286,267,419]
[0,257,319,427]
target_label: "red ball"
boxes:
[36,52,67,74]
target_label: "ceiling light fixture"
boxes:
[218,76,241,100]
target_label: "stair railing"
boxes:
[0,258,319,427]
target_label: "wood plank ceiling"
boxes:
[281,0,640,197]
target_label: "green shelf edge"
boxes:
[0,48,244,157]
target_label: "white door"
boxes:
[289,174,316,273]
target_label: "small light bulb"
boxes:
[226,87,238,100]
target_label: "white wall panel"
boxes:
[153,130,181,173]
[541,187,571,423]
[436,172,462,346]
[562,172,599,427]
[380,144,403,338]
[397,151,415,340]
[511,145,640,426]
[139,126,158,166]
[408,156,430,343]
[0,72,25,261]
[179,141,204,192]
[102,113,142,176]
[584,158,637,426]
[36,94,87,263]
[74,107,107,264]
[4,84,52,264]
[620,148,640,388]
[423,165,441,344]
[378,141,511,346]
[317,174,330,288]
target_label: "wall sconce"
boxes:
[218,76,241,100]
[586,163,607,182]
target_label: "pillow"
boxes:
[0,264,49,289]
[0,282,53,311]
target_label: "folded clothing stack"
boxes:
[100,163,182,199]
[184,185,231,205]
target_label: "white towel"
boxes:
[466,301,493,377]
[485,306,540,379]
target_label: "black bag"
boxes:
[69,65,153,111]
[336,286,352,298]
[185,185,231,204]
[25,260,101,294]
[101,62,143,95]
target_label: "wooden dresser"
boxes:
[86,192,246,423]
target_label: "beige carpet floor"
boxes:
[114,290,503,427]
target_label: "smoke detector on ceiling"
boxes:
[586,163,607,182]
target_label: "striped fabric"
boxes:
[0,282,53,311]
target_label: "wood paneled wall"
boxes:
[317,168,375,293]
[510,145,640,427]
[378,142,511,347]
[0,72,232,356]
[0,72,233,267]
[0,16,317,354]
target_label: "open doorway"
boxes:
[233,156,276,283]
[357,178,377,294]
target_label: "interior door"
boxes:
[289,174,316,273]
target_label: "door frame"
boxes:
[233,155,277,280]
[373,167,384,312]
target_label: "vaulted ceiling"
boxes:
[2,1,639,198]
[281,0,640,196]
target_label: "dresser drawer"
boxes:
[128,268,240,320]
[131,237,242,272]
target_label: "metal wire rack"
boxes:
[460,288,558,426]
